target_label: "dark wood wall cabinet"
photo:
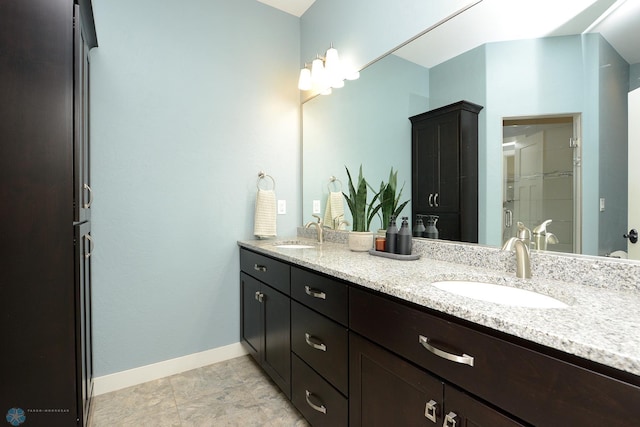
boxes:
[0,1,98,426]
[410,101,483,243]
[239,247,640,427]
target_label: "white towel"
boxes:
[254,189,277,238]
[323,191,345,229]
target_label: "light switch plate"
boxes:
[277,200,286,215]
[600,197,605,212]
[312,199,321,214]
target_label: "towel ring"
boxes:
[327,176,342,192]
[257,171,276,191]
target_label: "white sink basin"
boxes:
[432,280,568,309]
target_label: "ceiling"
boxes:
[256,0,316,17]
[395,0,640,68]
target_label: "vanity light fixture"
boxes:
[298,44,359,94]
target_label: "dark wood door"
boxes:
[74,4,91,223]
[240,272,262,362]
[75,221,94,426]
[443,386,525,427]
[350,332,444,427]
[262,283,292,399]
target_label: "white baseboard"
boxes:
[92,342,248,396]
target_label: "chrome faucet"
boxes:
[502,222,532,279]
[304,214,324,244]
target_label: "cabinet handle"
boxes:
[443,411,458,427]
[304,285,326,300]
[305,390,327,414]
[424,399,438,423]
[84,235,93,259]
[254,264,267,272]
[304,332,327,351]
[83,183,93,209]
[254,291,264,303]
[434,193,439,207]
[428,193,434,207]
[419,335,474,367]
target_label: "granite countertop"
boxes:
[238,238,640,378]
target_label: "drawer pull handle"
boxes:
[304,285,326,300]
[254,264,267,272]
[304,333,327,351]
[305,390,327,414]
[419,335,474,367]
[424,399,438,423]
[443,411,458,427]
[254,291,264,303]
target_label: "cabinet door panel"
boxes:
[291,301,348,395]
[291,267,349,326]
[240,272,262,362]
[444,386,525,427]
[350,332,443,427]
[262,284,291,399]
[292,354,348,427]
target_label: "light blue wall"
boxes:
[631,63,640,91]
[90,0,300,375]
[300,0,478,75]
[302,54,428,231]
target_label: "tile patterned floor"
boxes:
[90,355,309,427]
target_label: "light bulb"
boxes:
[298,68,311,91]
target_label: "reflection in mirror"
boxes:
[301,0,640,260]
[502,116,579,254]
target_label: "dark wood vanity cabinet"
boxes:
[350,332,523,427]
[240,250,292,398]
[350,286,640,427]
[410,101,483,243]
[240,249,640,426]
[0,1,97,425]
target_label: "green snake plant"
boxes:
[343,165,382,232]
[378,167,410,230]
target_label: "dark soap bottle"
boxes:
[413,216,426,237]
[397,216,412,255]
[385,216,398,254]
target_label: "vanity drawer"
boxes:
[292,353,348,427]
[291,300,349,395]
[350,286,640,426]
[240,248,290,295]
[291,266,348,325]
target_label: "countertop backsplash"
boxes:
[297,227,640,292]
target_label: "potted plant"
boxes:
[343,165,382,251]
[377,167,410,233]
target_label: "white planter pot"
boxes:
[348,231,374,252]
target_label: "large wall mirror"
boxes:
[302,0,640,260]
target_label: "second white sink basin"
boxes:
[432,280,568,309]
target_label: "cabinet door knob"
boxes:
[443,411,458,427]
[424,399,438,423]
[304,285,326,300]
[305,390,327,414]
[419,335,474,367]
[304,332,327,351]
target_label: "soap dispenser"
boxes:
[397,216,412,255]
[413,216,426,237]
[385,216,398,254]
[424,215,439,239]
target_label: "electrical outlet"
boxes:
[277,200,286,215]
[599,198,605,212]
[313,199,321,214]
